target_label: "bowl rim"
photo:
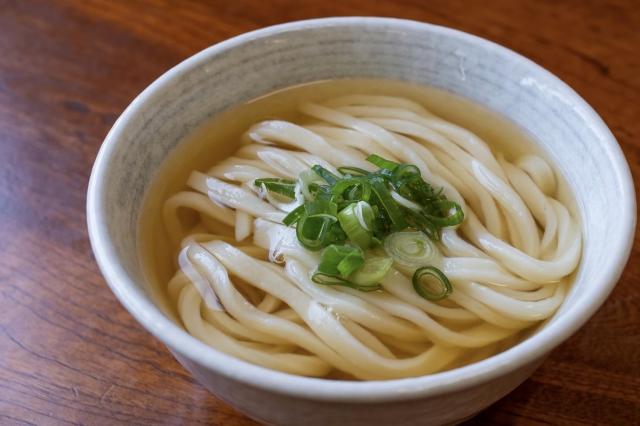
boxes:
[87,16,636,402]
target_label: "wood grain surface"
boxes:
[1,1,638,424]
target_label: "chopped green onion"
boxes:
[337,253,364,277]
[412,266,452,300]
[390,190,422,211]
[337,166,370,176]
[338,201,374,249]
[392,164,421,181]
[390,165,440,205]
[312,244,381,291]
[254,178,297,198]
[305,199,338,217]
[311,273,350,286]
[366,154,399,171]
[311,273,382,291]
[370,177,406,231]
[315,244,365,278]
[384,231,442,269]
[312,245,389,290]
[299,169,321,200]
[296,214,336,251]
[283,204,305,226]
[404,209,440,241]
[322,221,348,246]
[424,200,465,227]
[332,178,372,202]
[349,256,393,287]
[258,153,464,295]
[311,165,340,185]
[313,185,335,202]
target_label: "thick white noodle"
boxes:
[161,94,582,380]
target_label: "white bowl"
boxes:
[87,17,636,425]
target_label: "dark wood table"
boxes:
[1,1,638,424]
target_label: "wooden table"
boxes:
[1,1,638,424]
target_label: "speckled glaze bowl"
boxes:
[87,18,635,426]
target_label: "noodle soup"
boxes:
[139,79,581,380]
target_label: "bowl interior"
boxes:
[88,18,635,398]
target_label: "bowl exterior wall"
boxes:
[172,348,544,426]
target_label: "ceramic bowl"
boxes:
[87,17,635,425]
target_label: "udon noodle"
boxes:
[159,91,581,380]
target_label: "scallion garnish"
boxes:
[348,256,393,287]
[370,177,407,231]
[384,231,442,270]
[337,166,370,176]
[311,165,340,185]
[412,266,452,301]
[312,245,388,291]
[332,178,372,202]
[366,153,400,171]
[261,154,464,300]
[254,178,297,198]
[283,204,305,226]
[296,214,336,250]
[338,201,374,250]
[423,200,465,227]
[317,244,364,278]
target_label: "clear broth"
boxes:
[138,78,577,329]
